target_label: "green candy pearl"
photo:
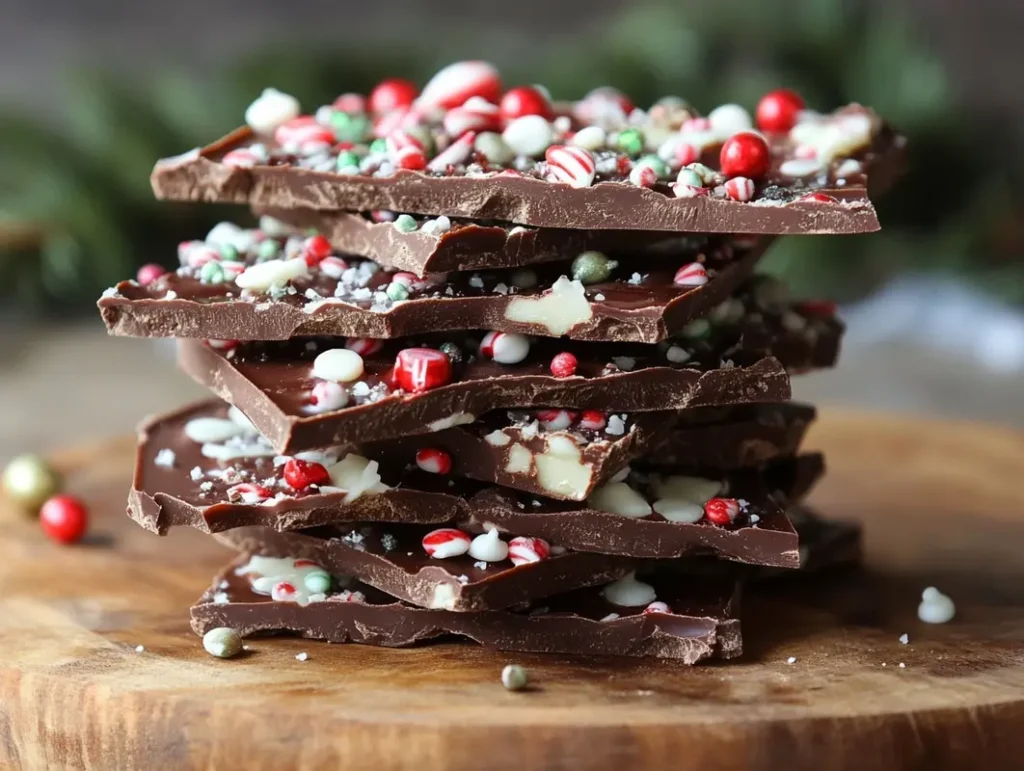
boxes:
[304,571,332,595]
[617,128,645,157]
[199,261,226,284]
[369,138,387,155]
[336,150,360,172]
[386,281,410,301]
[216,243,238,262]
[635,154,668,178]
[393,214,418,233]
[257,240,281,262]
[330,111,371,143]
[2,454,61,513]
[571,251,618,285]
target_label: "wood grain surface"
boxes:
[2,411,1024,771]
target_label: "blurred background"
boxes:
[0,0,1021,455]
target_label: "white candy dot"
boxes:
[474,132,515,165]
[312,349,365,383]
[309,381,349,412]
[708,104,753,137]
[918,587,956,624]
[184,417,246,444]
[571,125,607,151]
[652,498,705,523]
[601,572,657,607]
[502,115,554,158]
[245,88,301,135]
[588,482,652,518]
[468,529,509,563]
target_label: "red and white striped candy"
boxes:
[545,145,596,188]
[642,601,670,614]
[415,448,452,475]
[427,130,476,173]
[422,528,472,559]
[385,128,424,156]
[798,192,837,204]
[372,107,420,139]
[222,147,266,168]
[443,97,501,136]
[508,536,551,567]
[204,339,239,351]
[673,142,700,167]
[179,242,220,269]
[301,234,333,266]
[273,116,336,151]
[394,347,453,393]
[680,117,712,133]
[673,262,709,287]
[576,87,634,123]
[479,331,530,364]
[723,176,755,202]
[535,409,577,431]
[345,338,384,356]
[417,61,502,109]
[394,145,427,170]
[578,410,607,431]
[333,93,367,113]
[318,255,349,279]
[629,164,658,188]
[226,483,273,504]
[271,581,297,601]
[703,497,740,525]
[308,381,348,413]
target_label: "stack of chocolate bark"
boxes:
[100,62,902,664]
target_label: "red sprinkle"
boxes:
[136,263,167,286]
[301,235,333,266]
[283,459,331,490]
[39,495,88,545]
[798,192,838,204]
[704,497,740,526]
[756,89,806,133]
[578,410,607,430]
[394,146,427,171]
[369,78,418,114]
[499,86,552,122]
[719,132,771,180]
[549,352,578,378]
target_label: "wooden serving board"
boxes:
[2,411,1024,771]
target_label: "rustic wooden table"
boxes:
[2,410,1024,770]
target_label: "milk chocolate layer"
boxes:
[177,294,841,453]
[255,207,746,275]
[130,400,805,568]
[190,555,741,662]
[99,230,765,343]
[153,106,902,234]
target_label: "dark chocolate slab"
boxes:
[190,554,741,662]
[254,207,745,274]
[176,292,841,453]
[130,400,803,568]
[153,92,903,234]
[98,226,766,343]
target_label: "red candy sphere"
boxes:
[500,86,552,122]
[283,459,331,490]
[719,131,771,180]
[704,497,740,526]
[369,78,418,115]
[395,348,453,393]
[549,352,578,378]
[136,263,167,286]
[301,235,333,267]
[39,494,88,544]
[755,89,805,133]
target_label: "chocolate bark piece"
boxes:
[254,207,744,274]
[130,400,805,568]
[153,101,903,234]
[212,523,634,612]
[177,294,841,453]
[98,228,766,343]
[190,554,742,662]
[365,401,816,501]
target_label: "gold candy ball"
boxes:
[3,454,61,513]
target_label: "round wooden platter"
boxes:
[3,411,1024,771]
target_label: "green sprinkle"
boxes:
[216,243,238,262]
[336,149,360,171]
[330,111,371,143]
[676,169,705,188]
[617,128,645,157]
[199,261,226,284]
[257,240,280,262]
[385,281,410,301]
[369,138,387,154]
[635,154,668,178]
[571,251,618,285]
[393,214,418,233]
[304,571,332,595]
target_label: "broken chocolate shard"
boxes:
[190,554,741,662]
[130,399,805,568]
[153,98,903,234]
[176,291,840,453]
[254,207,742,275]
[98,228,766,343]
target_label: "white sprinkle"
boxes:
[153,449,176,468]
[469,274,485,289]
[135,645,145,653]
[628,272,643,285]
[605,415,626,436]
[594,293,606,302]
[786,656,796,664]
[918,586,956,624]
[190,466,204,481]
[899,662,906,668]
[899,633,909,645]
[474,560,489,570]
[296,652,309,662]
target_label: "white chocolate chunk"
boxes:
[312,349,364,383]
[504,443,534,474]
[502,115,554,157]
[484,430,512,447]
[185,417,247,444]
[235,257,309,292]
[429,583,457,610]
[227,406,257,433]
[653,475,721,505]
[652,498,705,523]
[427,413,475,432]
[201,440,276,462]
[236,555,327,607]
[504,276,593,336]
[917,587,955,624]
[571,125,607,151]
[245,88,300,134]
[327,454,389,503]
[588,482,652,518]
[534,436,593,500]
[708,103,752,136]
[468,529,509,562]
[601,572,657,607]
